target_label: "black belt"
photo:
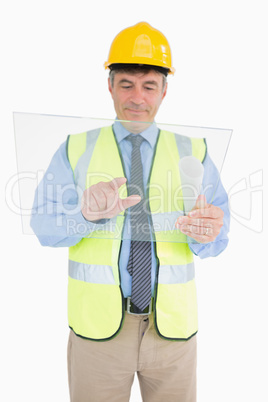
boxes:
[125,297,153,315]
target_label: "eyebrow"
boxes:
[118,79,134,85]
[143,80,159,87]
[118,79,159,87]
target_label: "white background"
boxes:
[1,0,267,401]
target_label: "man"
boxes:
[31,22,229,402]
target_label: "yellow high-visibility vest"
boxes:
[67,126,206,341]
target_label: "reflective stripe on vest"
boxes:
[67,126,206,340]
[69,259,195,285]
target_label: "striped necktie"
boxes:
[126,134,152,313]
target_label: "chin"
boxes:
[125,112,146,121]
[120,119,152,134]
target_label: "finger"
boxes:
[102,186,119,213]
[109,177,127,191]
[178,223,213,236]
[81,193,103,221]
[188,205,222,219]
[196,194,207,209]
[176,215,204,227]
[176,216,215,229]
[120,195,141,211]
[179,227,211,244]
[97,179,125,214]
[189,194,207,215]
[82,190,99,212]
[91,188,107,211]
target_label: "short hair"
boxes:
[109,63,168,90]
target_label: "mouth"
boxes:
[126,108,147,115]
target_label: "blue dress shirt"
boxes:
[31,120,230,297]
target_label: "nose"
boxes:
[130,86,145,105]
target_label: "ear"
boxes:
[161,81,168,100]
[108,77,113,96]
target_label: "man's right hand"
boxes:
[81,177,141,222]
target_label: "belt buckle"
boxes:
[126,297,152,315]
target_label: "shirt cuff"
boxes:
[189,239,229,259]
[67,211,110,237]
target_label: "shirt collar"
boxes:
[112,119,159,149]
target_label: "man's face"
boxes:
[108,70,167,132]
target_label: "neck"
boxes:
[119,120,153,134]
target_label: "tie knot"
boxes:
[127,134,144,148]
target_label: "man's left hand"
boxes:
[175,195,224,244]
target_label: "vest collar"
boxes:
[113,118,158,149]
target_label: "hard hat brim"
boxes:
[104,61,175,75]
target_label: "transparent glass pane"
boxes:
[13,112,232,242]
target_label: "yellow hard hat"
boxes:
[104,22,175,75]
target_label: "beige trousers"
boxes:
[68,313,197,402]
